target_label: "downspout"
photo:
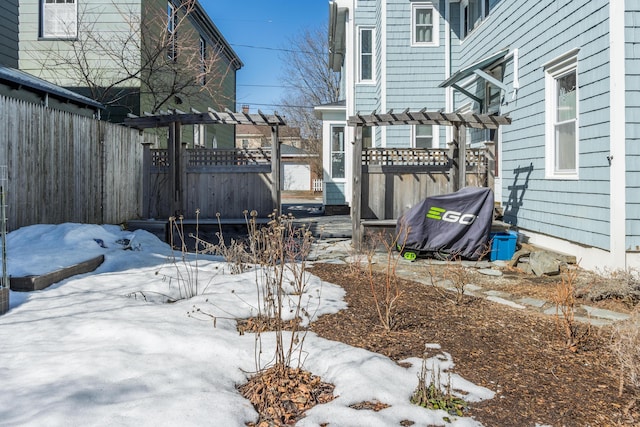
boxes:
[444,0,452,145]
[609,0,626,269]
[504,48,520,101]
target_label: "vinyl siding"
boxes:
[452,0,612,251]
[0,0,19,68]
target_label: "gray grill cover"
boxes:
[395,187,494,260]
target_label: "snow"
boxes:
[0,223,494,426]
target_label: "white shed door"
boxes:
[282,163,311,191]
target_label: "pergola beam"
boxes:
[347,110,510,129]
[124,108,286,129]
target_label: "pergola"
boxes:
[348,109,511,248]
[124,108,287,218]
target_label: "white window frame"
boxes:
[199,36,207,85]
[357,27,375,83]
[412,124,439,148]
[41,0,77,39]
[544,50,579,179]
[411,3,439,47]
[167,1,178,61]
[330,125,346,179]
[193,124,205,148]
[460,0,486,39]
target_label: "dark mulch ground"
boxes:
[307,263,639,426]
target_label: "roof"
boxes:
[0,66,104,110]
[439,49,509,88]
[237,124,301,139]
[192,0,242,70]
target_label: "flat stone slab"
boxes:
[478,268,503,277]
[486,296,526,309]
[10,255,105,292]
[581,305,631,322]
[484,290,511,298]
[518,297,548,308]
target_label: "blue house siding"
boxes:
[451,0,613,251]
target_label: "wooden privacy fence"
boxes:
[144,147,275,219]
[0,95,151,231]
[361,146,490,221]
[349,109,510,248]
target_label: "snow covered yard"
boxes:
[0,224,494,426]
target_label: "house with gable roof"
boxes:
[320,0,640,271]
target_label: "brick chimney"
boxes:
[242,104,250,114]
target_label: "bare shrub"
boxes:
[364,230,406,331]
[587,267,640,309]
[610,308,640,397]
[427,256,472,306]
[155,212,217,300]
[554,266,590,352]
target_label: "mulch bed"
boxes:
[306,263,638,426]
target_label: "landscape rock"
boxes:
[529,251,563,276]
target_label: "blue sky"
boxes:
[201,1,330,114]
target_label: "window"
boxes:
[331,126,345,179]
[461,0,485,38]
[545,51,579,178]
[358,28,374,82]
[199,37,206,85]
[362,126,372,148]
[193,124,204,147]
[167,2,178,61]
[413,125,433,148]
[411,3,439,46]
[41,0,77,38]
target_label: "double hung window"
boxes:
[411,3,438,46]
[331,126,345,179]
[41,0,77,39]
[358,28,374,82]
[545,51,579,178]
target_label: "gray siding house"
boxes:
[324,0,640,271]
[0,0,19,68]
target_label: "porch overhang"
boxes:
[439,48,509,105]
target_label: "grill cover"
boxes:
[395,187,494,260]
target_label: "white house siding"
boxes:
[452,0,613,253]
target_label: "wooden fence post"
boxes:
[271,125,281,215]
[141,139,153,218]
[458,123,467,190]
[352,125,363,251]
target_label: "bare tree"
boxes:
[279,25,341,178]
[31,0,235,117]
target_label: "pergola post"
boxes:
[352,125,363,251]
[168,121,182,217]
[458,123,467,191]
[271,125,281,215]
[141,140,153,218]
